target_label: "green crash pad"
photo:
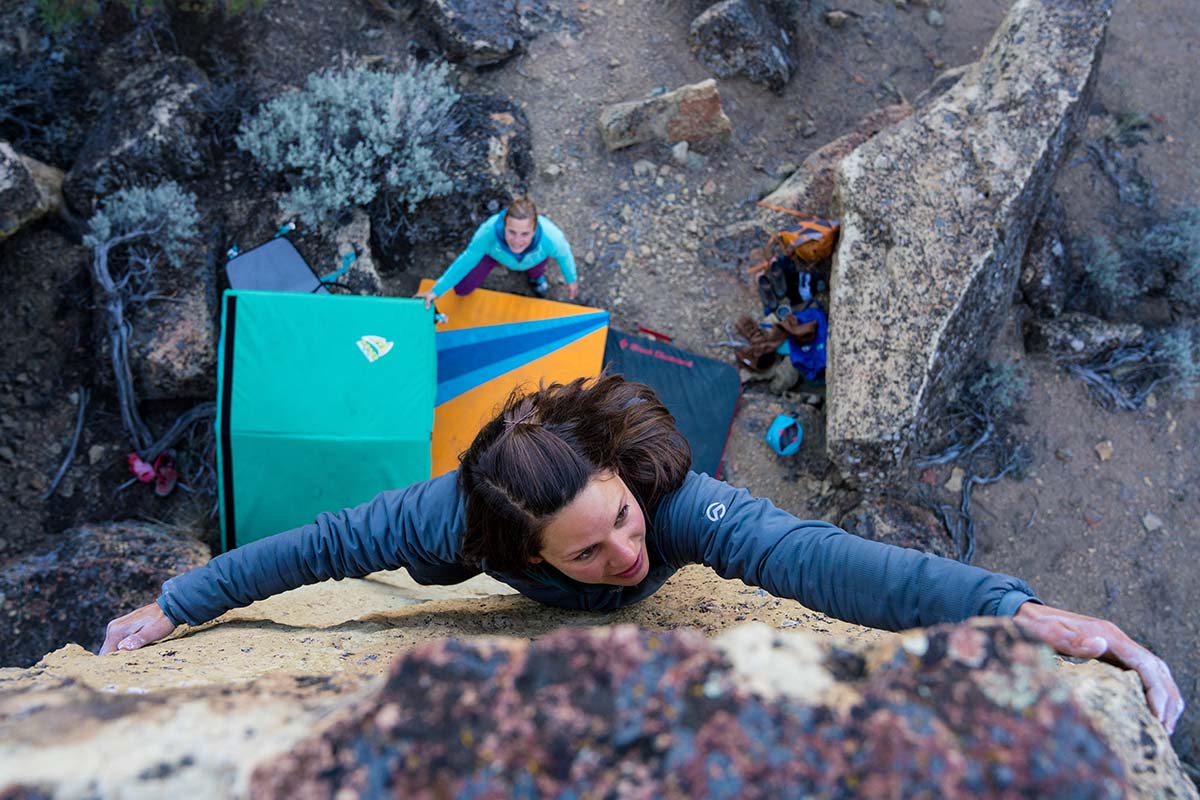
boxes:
[217,290,436,551]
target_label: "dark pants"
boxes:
[454,255,549,296]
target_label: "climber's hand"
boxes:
[566,281,579,300]
[415,290,438,310]
[99,602,177,655]
[1014,602,1183,734]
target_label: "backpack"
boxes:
[754,203,840,268]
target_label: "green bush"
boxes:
[236,62,460,227]
[1080,234,1124,301]
[1156,324,1198,400]
[84,182,199,269]
[1139,206,1200,309]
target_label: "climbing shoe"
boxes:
[757,274,778,316]
[530,275,550,298]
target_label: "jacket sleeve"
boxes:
[539,217,578,283]
[430,218,497,297]
[652,472,1038,632]
[156,472,470,626]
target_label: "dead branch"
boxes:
[41,386,90,501]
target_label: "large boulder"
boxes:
[418,0,558,67]
[0,142,64,241]
[827,0,1113,484]
[62,57,211,215]
[0,572,1192,798]
[0,522,209,667]
[252,620,1180,798]
[689,0,798,93]
[597,79,732,152]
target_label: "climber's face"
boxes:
[504,216,536,253]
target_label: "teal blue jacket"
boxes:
[430,212,578,297]
[158,471,1038,631]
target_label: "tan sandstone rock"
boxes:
[0,141,64,241]
[597,79,732,152]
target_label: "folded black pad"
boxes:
[225,237,329,294]
[603,329,740,478]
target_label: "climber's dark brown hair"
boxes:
[458,374,691,571]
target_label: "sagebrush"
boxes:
[236,62,460,227]
[1078,205,1200,309]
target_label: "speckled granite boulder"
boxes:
[0,522,209,667]
[247,620,1187,799]
[827,0,1113,485]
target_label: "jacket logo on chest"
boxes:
[705,502,727,522]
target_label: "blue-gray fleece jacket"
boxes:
[158,471,1038,631]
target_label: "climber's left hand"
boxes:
[1014,601,1183,734]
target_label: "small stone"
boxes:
[633,159,657,178]
[1094,440,1114,462]
[801,122,818,138]
[1141,513,1163,532]
[584,251,595,266]
[89,445,106,465]
[671,140,689,166]
[1083,509,1104,528]
[702,180,717,195]
[0,446,14,464]
[608,58,621,68]
[618,180,631,192]
[639,245,652,257]
[543,163,562,178]
[944,466,964,493]
[776,163,798,178]
[925,8,945,27]
[919,467,937,485]
[824,10,849,28]
[1054,448,1073,462]
[1146,393,1157,409]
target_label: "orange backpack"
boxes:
[749,203,840,275]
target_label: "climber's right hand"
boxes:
[99,601,177,655]
[415,290,438,310]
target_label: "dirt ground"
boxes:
[1,0,1196,772]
